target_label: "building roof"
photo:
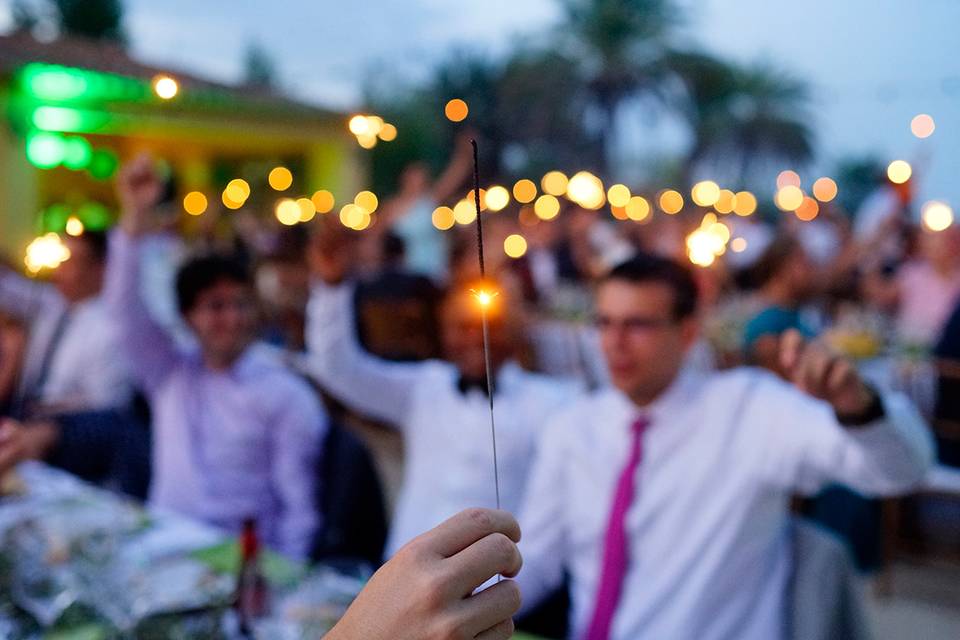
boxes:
[0,30,342,123]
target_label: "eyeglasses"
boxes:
[593,315,675,333]
[192,297,256,314]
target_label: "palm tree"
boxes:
[559,0,681,170]
[670,52,814,187]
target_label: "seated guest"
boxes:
[517,254,933,640]
[304,228,579,559]
[742,234,818,373]
[103,155,325,559]
[0,232,131,417]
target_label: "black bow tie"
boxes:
[457,375,495,397]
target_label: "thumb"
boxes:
[779,329,805,374]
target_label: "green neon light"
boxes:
[19,63,150,103]
[26,132,66,168]
[88,149,119,180]
[77,202,112,230]
[31,106,111,133]
[63,137,93,169]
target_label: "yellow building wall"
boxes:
[0,122,39,260]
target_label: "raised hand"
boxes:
[116,153,164,237]
[779,328,876,420]
[326,508,523,640]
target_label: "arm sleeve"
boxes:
[753,375,935,496]
[516,416,569,614]
[303,281,422,426]
[101,230,181,392]
[270,382,326,560]
[0,268,62,322]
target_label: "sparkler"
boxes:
[469,138,501,512]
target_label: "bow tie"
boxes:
[457,375,495,397]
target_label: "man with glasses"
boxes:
[516,253,934,640]
[97,155,325,559]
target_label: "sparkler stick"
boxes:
[469,139,501,512]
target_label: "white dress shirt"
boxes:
[517,366,934,640]
[0,269,130,413]
[305,281,579,557]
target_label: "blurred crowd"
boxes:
[0,139,957,639]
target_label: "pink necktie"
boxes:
[585,416,649,640]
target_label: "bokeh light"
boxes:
[567,171,605,209]
[625,196,650,221]
[691,181,720,207]
[355,190,379,213]
[152,74,178,100]
[731,237,748,253]
[466,188,488,212]
[812,177,838,203]
[348,115,369,136]
[887,160,912,185]
[534,194,560,220]
[454,199,477,225]
[485,185,510,212]
[911,114,935,139]
[513,179,538,204]
[714,189,736,214]
[776,170,801,189]
[607,184,632,208]
[733,191,757,216]
[775,185,804,211]
[296,197,317,222]
[610,206,629,221]
[225,179,250,203]
[795,196,820,221]
[183,191,208,216]
[311,190,335,213]
[541,171,569,196]
[25,233,70,273]
[275,198,300,226]
[378,123,398,141]
[922,201,954,232]
[432,206,455,230]
[445,99,469,122]
[268,166,293,191]
[65,216,84,236]
[658,190,684,214]
[504,234,528,258]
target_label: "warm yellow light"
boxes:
[65,216,84,236]
[776,170,801,189]
[485,186,510,212]
[432,206,456,230]
[225,179,250,203]
[152,75,178,100]
[775,185,804,211]
[607,184,632,208]
[349,115,370,136]
[567,171,605,209]
[183,191,208,216]
[466,188,487,212]
[887,160,912,185]
[222,190,243,210]
[339,204,365,229]
[454,199,477,225]
[354,190,379,213]
[534,194,561,220]
[365,116,384,136]
[731,237,748,253]
[658,190,684,214]
[542,171,569,196]
[311,190,335,213]
[714,189,736,214]
[378,123,398,141]
[445,99,469,122]
[297,197,317,222]
[625,196,650,221]
[610,206,629,220]
[922,201,954,232]
[471,289,500,308]
[353,211,372,231]
[275,198,300,226]
[812,177,838,203]
[504,234,528,258]
[25,233,71,273]
[911,114,935,139]
[733,191,757,216]
[795,197,819,221]
[357,134,378,149]
[691,181,720,207]
[513,179,538,204]
[269,166,293,191]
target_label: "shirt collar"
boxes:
[609,365,706,428]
